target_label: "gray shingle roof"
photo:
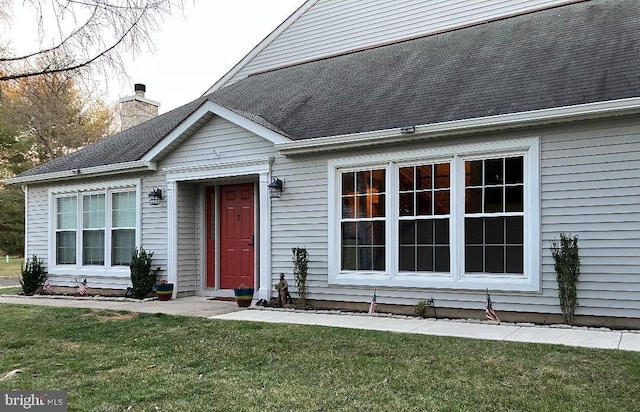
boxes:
[18,96,209,178]
[210,0,639,139]
[16,0,640,179]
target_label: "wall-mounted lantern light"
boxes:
[268,177,284,199]
[148,187,163,205]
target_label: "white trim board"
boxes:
[6,161,156,185]
[277,98,640,155]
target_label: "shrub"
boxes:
[292,247,309,308]
[20,255,47,295]
[551,233,580,325]
[415,299,429,318]
[130,248,160,299]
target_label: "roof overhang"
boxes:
[141,100,291,162]
[5,160,157,185]
[276,97,640,155]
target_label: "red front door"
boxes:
[219,183,255,289]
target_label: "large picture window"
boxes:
[329,138,540,292]
[51,182,139,273]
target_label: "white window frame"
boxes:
[110,189,138,267]
[328,137,540,292]
[48,178,142,278]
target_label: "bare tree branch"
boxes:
[0,0,183,82]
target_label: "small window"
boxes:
[56,196,77,264]
[111,191,136,266]
[82,194,105,265]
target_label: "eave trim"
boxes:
[5,161,157,185]
[276,98,640,155]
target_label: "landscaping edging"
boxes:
[248,306,640,334]
[0,294,158,303]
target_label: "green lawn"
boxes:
[0,305,638,411]
[0,257,22,278]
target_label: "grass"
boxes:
[0,256,22,278]
[0,287,21,295]
[0,305,639,411]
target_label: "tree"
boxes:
[1,73,115,163]
[0,73,115,256]
[0,0,182,82]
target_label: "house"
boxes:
[7,0,640,327]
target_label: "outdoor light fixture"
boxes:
[400,125,416,134]
[148,187,163,205]
[268,177,284,199]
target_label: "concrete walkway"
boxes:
[1,295,639,352]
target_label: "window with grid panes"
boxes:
[464,156,524,274]
[340,169,386,271]
[398,162,450,272]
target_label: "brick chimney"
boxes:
[119,83,160,131]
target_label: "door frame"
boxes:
[165,157,274,300]
[205,182,258,291]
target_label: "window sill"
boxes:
[48,266,131,279]
[329,271,540,292]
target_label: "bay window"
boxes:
[50,181,139,274]
[329,138,540,292]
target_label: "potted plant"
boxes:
[154,279,174,301]
[233,284,254,307]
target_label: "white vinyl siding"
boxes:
[161,116,276,170]
[226,0,573,85]
[176,182,199,294]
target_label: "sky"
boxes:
[112,0,305,113]
[3,0,305,113]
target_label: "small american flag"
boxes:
[43,280,52,292]
[78,279,88,296]
[368,290,377,315]
[486,290,500,322]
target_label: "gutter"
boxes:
[275,98,640,155]
[5,160,157,185]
